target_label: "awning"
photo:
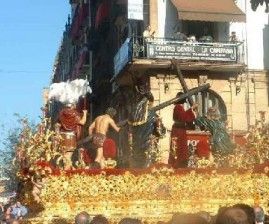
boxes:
[171,0,246,22]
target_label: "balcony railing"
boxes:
[130,36,245,64]
[113,37,245,78]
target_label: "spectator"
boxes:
[215,207,250,224]
[229,31,238,42]
[143,25,155,41]
[199,35,213,43]
[196,211,211,223]
[6,219,20,224]
[142,25,155,57]
[232,203,255,224]
[6,202,28,220]
[199,27,213,43]
[173,31,188,41]
[168,213,208,224]
[90,215,108,224]
[188,35,197,43]
[253,206,265,224]
[168,212,184,223]
[75,211,91,224]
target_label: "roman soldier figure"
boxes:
[57,103,87,168]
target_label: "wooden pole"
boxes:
[151,84,210,112]
[171,59,194,106]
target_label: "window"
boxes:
[194,89,227,121]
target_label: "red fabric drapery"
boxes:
[70,3,89,39]
[103,138,117,159]
[95,1,109,28]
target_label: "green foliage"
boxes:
[0,114,36,191]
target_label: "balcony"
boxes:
[132,36,244,63]
[113,37,245,78]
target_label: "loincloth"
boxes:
[60,131,77,151]
[92,133,106,148]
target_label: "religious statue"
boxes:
[168,92,198,168]
[195,107,236,156]
[57,103,87,169]
[88,107,122,169]
[126,80,159,168]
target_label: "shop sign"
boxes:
[147,42,237,62]
[128,0,143,20]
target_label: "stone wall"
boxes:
[149,70,269,151]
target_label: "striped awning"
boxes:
[171,0,246,22]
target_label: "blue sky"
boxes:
[0,1,69,148]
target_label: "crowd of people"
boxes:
[171,31,239,43]
[72,203,267,224]
[0,202,267,223]
[0,201,28,224]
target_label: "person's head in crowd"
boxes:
[169,213,208,224]
[169,212,184,223]
[197,211,211,223]
[75,211,91,224]
[215,207,250,224]
[232,204,255,224]
[15,202,21,207]
[230,31,238,42]
[118,217,142,224]
[10,201,28,220]
[188,35,197,42]
[90,215,109,224]
[253,206,265,224]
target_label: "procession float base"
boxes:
[20,164,269,224]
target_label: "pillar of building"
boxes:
[149,0,158,36]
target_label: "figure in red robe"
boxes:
[58,103,87,141]
[169,92,198,168]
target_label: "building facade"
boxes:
[50,0,269,164]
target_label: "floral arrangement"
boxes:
[10,113,269,223]
[19,167,269,223]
